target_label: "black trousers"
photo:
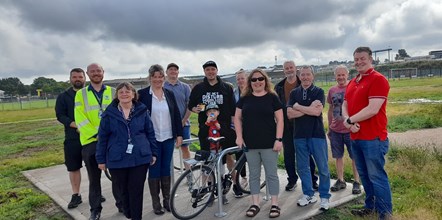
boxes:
[82,142,103,212]
[283,127,318,184]
[110,164,149,220]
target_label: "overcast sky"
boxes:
[0,0,441,85]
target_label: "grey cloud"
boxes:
[6,0,370,51]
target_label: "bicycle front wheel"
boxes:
[170,164,216,220]
[235,157,266,194]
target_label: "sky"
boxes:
[0,0,441,85]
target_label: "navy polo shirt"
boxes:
[287,84,326,139]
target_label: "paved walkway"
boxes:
[23,150,362,220]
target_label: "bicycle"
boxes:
[170,137,266,220]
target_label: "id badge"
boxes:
[98,109,103,119]
[126,143,134,154]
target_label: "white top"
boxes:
[150,88,173,142]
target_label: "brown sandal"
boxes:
[246,205,260,217]
[269,205,280,218]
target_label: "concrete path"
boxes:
[23,150,362,220]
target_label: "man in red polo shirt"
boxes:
[342,46,392,220]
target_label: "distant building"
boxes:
[429,50,442,59]
[0,90,4,98]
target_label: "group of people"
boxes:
[55,46,392,220]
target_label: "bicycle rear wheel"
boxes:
[235,157,266,194]
[171,164,216,220]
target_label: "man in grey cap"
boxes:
[164,63,192,169]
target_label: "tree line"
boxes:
[0,77,69,97]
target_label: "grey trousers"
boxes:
[245,148,280,195]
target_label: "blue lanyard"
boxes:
[118,104,134,143]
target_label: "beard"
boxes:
[72,81,84,89]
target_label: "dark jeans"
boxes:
[352,138,392,215]
[149,138,174,178]
[109,164,149,220]
[82,142,103,212]
[283,128,318,184]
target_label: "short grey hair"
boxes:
[283,60,296,67]
[148,64,165,77]
[334,65,349,75]
[300,65,314,75]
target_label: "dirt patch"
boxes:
[388,127,442,151]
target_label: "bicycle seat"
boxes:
[207,136,225,143]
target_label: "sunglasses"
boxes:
[250,77,265,82]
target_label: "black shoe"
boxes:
[330,179,347,192]
[313,182,319,191]
[351,208,374,217]
[100,196,106,203]
[285,182,297,191]
[352,181,362,194]
[89,210,101,220]
[117,206,123,213]
[232,184,244,198]
[67,194,82,209]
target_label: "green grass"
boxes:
[0,120,70,220]
[1,77,441,219]
[0,99,55,111]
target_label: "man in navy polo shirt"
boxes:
[287,66,331,211]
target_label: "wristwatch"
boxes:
[276,138,283,142]
[346,118,355,125]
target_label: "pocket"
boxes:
[108,144,124,161]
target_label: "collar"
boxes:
[355,68,375,84]
[87,84,106,92]
[165,80,181,87]
[149,87,166,99]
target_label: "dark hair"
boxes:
[353,47,372,56]
[148,64,165,78]
[70,68,85,77]
[242,68,275,97]
[114,82,138,102]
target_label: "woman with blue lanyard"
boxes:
[96,82,158,220]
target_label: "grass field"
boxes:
[0,77,441,219]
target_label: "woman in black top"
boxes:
[234,69,284,218]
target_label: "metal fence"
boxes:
[0,97,55,111]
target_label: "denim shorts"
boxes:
[329,130,352,159]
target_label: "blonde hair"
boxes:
[242,68,275,97]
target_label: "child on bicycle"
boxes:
[205,103,230,204]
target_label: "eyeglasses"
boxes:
[250,77,265,82]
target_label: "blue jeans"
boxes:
[352,138,392,215]
[148,138,175,178]
[181,125,191,147]
[295,138,331,199]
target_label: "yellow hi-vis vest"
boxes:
[74,85,115,146]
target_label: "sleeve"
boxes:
[228,86,236,117]
[327,87,332,104]
[55,93,72,127]
[368,75,390,99]
[170,92,183,137]
[96,116,110,164]
[272,94,283,111]
[236,96,244,109]
[144,112,159,157]
[315,88,326,106]
[188,84,199,111]
[74,90,98,139]
[184,84,191,104]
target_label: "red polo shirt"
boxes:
[345,68,390,141]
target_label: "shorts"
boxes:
[329,130,353,159]
[181,125,191,147]
[64,139,83,171]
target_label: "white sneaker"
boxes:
[297,195,317,207]
[319,198,329,211]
